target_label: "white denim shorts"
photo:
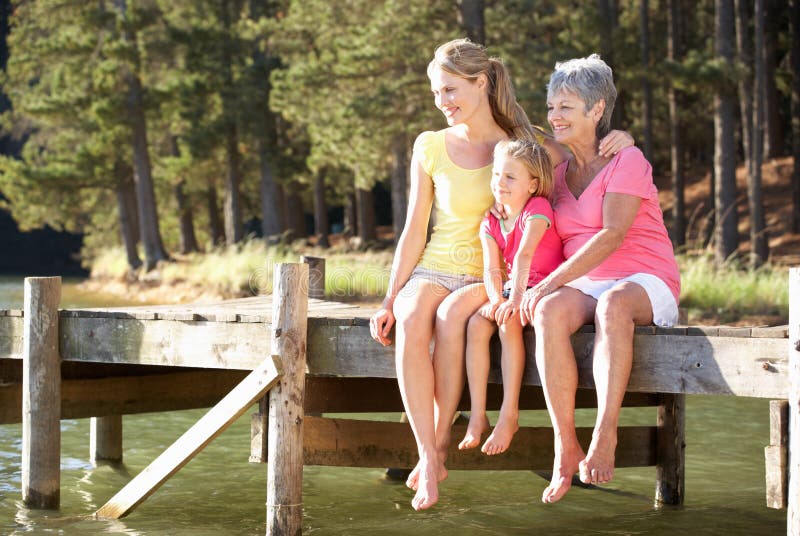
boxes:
[407,266,482,293]
[565,273,679,327]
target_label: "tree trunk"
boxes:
[174,182,199,254]
[763,0,784,159]
[713,0,739,264]
[114,163,142,271]
[113,0,169,271]
[597,0,624,129]
[312,171,330,248]
[171,137,199,255]
[285,185,306,241]
[391,136,408,244]
[749,0,770,266]
[221,1,243,245]
[792,0,800,232]
[457,0,485,45]
[668,0,686,248]
[735,0,753,168]
[206,186,225,247]
[259,138,283,238]
[355,186,376,243]
[639,0,654,162]
[343,192,356,238]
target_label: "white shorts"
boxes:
[564,273,679,327]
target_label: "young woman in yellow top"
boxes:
[369,39,632,511]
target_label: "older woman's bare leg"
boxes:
[533,288,596,504]
[393,278,451,511]
[580,283,653,485]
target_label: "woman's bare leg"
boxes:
[533,288,596,504]
[482,313,524,455]
[580,283,653,485]
[393,278,450,511]
[458,310,496,450]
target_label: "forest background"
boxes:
[0,0,797,320]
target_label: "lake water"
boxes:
[0,275,787,534]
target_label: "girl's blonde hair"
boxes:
[428,39,550,143]
[494,139,554,199]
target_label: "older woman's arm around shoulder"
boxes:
[370,143,435,346]
[519,191,641,325]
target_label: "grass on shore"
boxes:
[89,240,790,324]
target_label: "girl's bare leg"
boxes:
[533,288,596,504]
[482,313,524,455]
[458,310,496,450]
[580,283,653,485]
[393,278,450,511]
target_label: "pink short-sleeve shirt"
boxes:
[551,147,680,303]
[481,196,564,287]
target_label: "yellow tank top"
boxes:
[415,130,495,277]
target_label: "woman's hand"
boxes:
[519,280,557,325]
[494,299,518,325]
[598,130,634,157]
[485,201,507,221]
[478,300,502,321]
[370,302,395,346]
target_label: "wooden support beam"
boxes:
[94,354,282,519]
[788,267,800,535]
[21,276,62,510]
[267,263,308,536]
[301,255,325,300]
[655,393,685,506]
[766,399,789,509]
[91,416,123,465]
[303,416,656,470]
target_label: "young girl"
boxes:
[457,139,563,456]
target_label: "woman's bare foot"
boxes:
[541,441,585,504]
[579,430,617,484]
[458,413,490,450]
[410,460,444,510]
[406,458,448,490]
[481,413,519,455]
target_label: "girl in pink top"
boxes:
[458,139,564,455]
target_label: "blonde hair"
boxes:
[493,139,554,199]
[428,39,550,143]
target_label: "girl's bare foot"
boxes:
[481,413,519,455]
[458,413,490,450]
[541,441,585,504]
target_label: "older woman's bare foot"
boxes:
[541,441,585,504]
[406,458,448,490]
[458,413,490,450]
[579,430,617,484]
[481,413,519,455]
[410,460,443,510]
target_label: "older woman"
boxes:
[519,55,680,504]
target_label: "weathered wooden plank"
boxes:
[0,316,24,360]
[0,370,249,424]
[789,267,800,535]
[718,327,752,338]
[94,354,283,519]
[766,400,789,509]
[303,416,656,470]
[752,326,789,339]
[22,277,61,509]
[267,263,308,536]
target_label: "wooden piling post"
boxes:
[301,255,325,300]
[21,276,61,509]
[766,400,789,509]
[267,263,308,536]
[788,267,800,535]
[654,392,685,506]
[91,415,123,464]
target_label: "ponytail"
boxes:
[488,58,552,143]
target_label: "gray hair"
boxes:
[547,54,617,138]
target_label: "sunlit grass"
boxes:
[677,253,789,324]
[89,239,393,302]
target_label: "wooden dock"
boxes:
[0,262,798,535]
